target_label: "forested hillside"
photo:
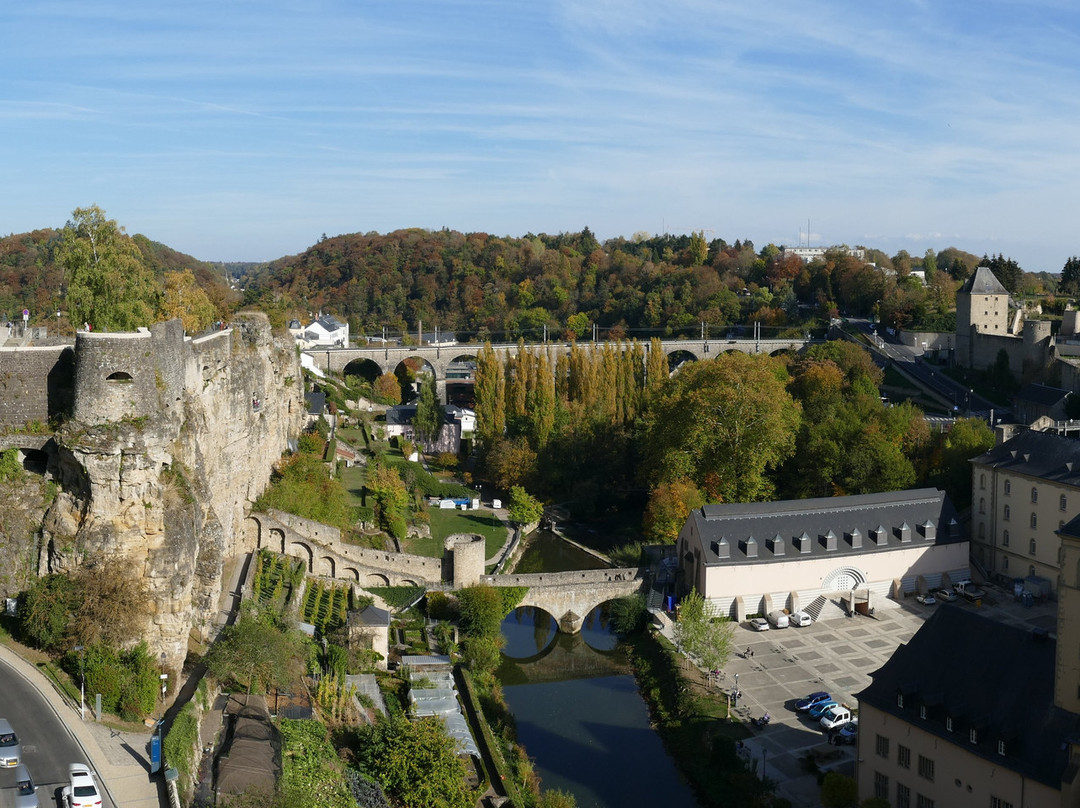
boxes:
[240,229,1000,339]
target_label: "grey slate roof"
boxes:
[959,266,1009,295]
[352,604,390,627]
[858,605,1080,789]
[316,315,347,332]
[1016,383,1072,407]
[681,488,962,566]
[304,391,326,416]
[970,430,1080,486]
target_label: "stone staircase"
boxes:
[803,594,849,623]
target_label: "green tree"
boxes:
[18,573,77,651]
[928,417,994,510]
[508,485,544,526]
[641,353,801,502]
[58,205,160,331]
[643,477,705,544]
[205,608,305,693]
[474,343,506,450]
[1063,256,1080,296]
[455,584,508,639]
[413,373,443,446]
[673,589,733,673]
[355,714,476,808]
[366,462,410,538]
[820,771,858,808]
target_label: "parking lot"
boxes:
[721,586,1058,807]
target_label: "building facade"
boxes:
[969,430,1080,592]
[676,489,968,621]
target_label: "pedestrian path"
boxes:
[0,643,165,808]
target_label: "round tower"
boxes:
[447,533,486,588]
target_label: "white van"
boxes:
[767,611,789,629]
[820,705,852,730]
[790,611,812,627]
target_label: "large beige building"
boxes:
[969,430,1080,593]
[676,489,968,621]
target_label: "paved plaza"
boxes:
[712,585,1058,808]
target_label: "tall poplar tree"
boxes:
[474,343,505,450]
[413,373,443,447]
[645,338,667,400]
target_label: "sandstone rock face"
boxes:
[44,315,303,671]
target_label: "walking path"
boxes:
[0,642,165,808]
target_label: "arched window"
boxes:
[980,473,986,490]
[1005,480,1012,495]
[1004,505,1011,521]
[1030,513,1038,529]
[979,498,986,514]
[1031,487,1038,503]
[1003,530,1010,547]
[1061,494,1068,512]
[1030,538,1037,555]
[106,371,134,383]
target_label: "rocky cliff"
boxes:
[42,314,303,671]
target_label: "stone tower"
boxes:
[956,266,1010,367]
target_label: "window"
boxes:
[898,745,911,768]
[1003,529,1010,547]
[896,783,910,808]
[1002,556,1009,571]
[918,755,935,781]
[979,497,986,514]
[980,473,986,489]
[897,693,904,708]
[991,798,1014,808]
[1004,505,1011,521]
[877,735,890,758]
[1062,494,1068,511]
[1030,538,1037,555]
[969,728,978,744]
[874,772,889,799]
[916,796,935,808]
[997,740,1006,756]
[1031,487,1038,503]
[945,717,953,732]
[1029,565,1036,577]
[1005,480,1012,495]
[1030,513,1037,529]
[919,705,927,719]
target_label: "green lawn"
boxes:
[340,464,366,507]
[427,508,508,560]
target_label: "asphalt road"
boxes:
[0,656,107,808]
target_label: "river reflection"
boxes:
[499,604,698,808]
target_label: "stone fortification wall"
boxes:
[44,313,303,671]
[0,346,74,428]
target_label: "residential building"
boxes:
[781,245,866,262]
[1014,384,1076,426]
[302,315,349,347]
[856,606,1080,808]
[969,430,1080,592]
[676,489,968,621]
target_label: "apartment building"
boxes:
[969,430,1080,592]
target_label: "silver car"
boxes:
[0,719,21,767]
[13,763,39,808]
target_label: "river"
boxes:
[497,531,698,808]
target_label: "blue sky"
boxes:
[3,1,1080,270]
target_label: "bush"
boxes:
[75,642,159,720]
[163,703,199,803]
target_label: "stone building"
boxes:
[969,429,1080,593]
[676,488,968,622]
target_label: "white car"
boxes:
[935,588,957,602]
[749,617,770,631]
[915,592,936,605]
[790,610,812,627]
[62,763,101,808]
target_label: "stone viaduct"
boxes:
[304,336,819,401]
[247,509,649,634]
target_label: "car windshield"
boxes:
[16,779,32,795]
[0,733,16,746]
[74,784,97,797]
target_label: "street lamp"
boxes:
[56,308,61,336]
[73,646,85,720]
[159,652,168,712]
[733,672,740,707]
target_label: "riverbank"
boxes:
[624,629,774,808]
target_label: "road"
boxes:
[0,656,113,808]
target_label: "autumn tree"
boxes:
[486,436,536,489]
[374,372,402,405]
[59,205,160,331]
[641,353,801,502]
[160,269,217,332]
[643,477,705,543]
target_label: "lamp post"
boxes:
[159,652,168,713]
[74,645,85,720]
[56,308,61,337]
[733,672,740,707]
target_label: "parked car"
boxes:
[0,719,21,767]
[916,592,937,605]
[820,705,853,730]
[767,611,789,629]
[935,588,957,602]
[833,720,859,745]
[795,691,831,712]
[13,763,39,808]
[749,617,770,631]
[808,700,839,720]
[790,610,813,627]
[62,764,101,808]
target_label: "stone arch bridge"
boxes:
[247,510,649,634]
[481,569,648,633]
[305,336,819,400]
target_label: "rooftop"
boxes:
[959,266,1010,296]
[970,429,1080,486]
